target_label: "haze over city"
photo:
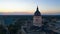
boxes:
[0,0,60,15]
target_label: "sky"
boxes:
[0,0,60,15]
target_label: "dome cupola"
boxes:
[34,6,41,16]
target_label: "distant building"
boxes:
[33,6,42,27]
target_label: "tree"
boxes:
[8,18,25,34]
[0,25,7,34]
[14,19,25,34]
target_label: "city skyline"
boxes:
[0,0,60,15]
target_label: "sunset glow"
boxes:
[0,0,60,15]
